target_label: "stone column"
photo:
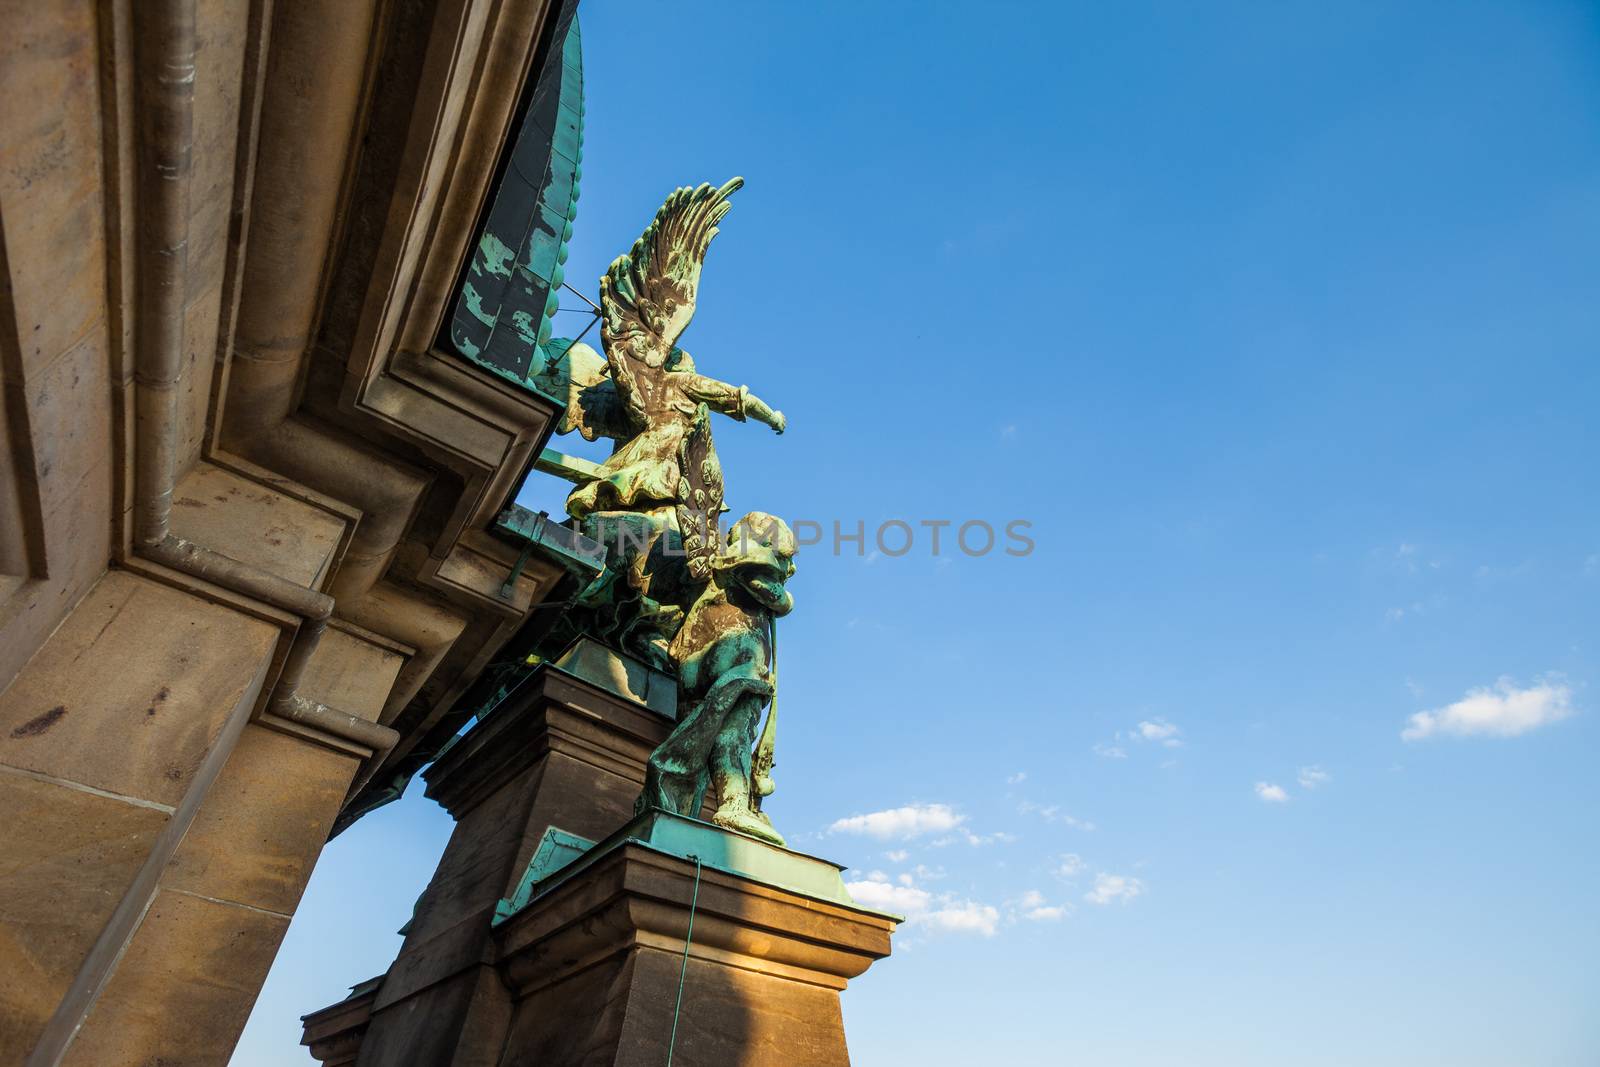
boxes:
[340,643,680,1067]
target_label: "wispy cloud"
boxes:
[846,872,1000,935]
[1401,677,1574,741]
[1135,718,1183,748]
[1017,800,1095,831]
[1297,765,1331,790]
[1056,853,1086,880]
[1092,742,1127,759]
[930,828,1018,848]
[884,849,909,863]
[1006,771,1027,785]
[1016,889,1068,921]
[1255,781,1289,803]
[1084,872,1144,905]
[829,803,965,839]
[1395,542,1419,572]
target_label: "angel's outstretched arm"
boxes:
[683,374,786,434]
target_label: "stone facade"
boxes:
[0,1,583,1062]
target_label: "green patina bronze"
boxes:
[530,181,796,847]
[447,7,583,382]
[493,810,869,928]
[641,512,795,846]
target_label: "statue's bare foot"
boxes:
[712,807,786,848]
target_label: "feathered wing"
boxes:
[599,177,744,426]
[527,338,630,441]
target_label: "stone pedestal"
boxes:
[302,644,896,1066]
[306,642,682,1066]
[493,810,896,1067]
[300,977,380,1067]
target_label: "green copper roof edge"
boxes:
[491,504,605,576]
[493,809,899,927]
[444,8,582,388]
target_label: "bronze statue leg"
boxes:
[709,694,785,846]
[638,696,721,816]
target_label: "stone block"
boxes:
[59,888,288,1067]
[0,0,107,379]
[0,770,169,1054]
[165,723,357,916]
[0,570,278,807]
[188,0,248,303]
[24,324,112,520]
[170,462,349,591]
[300,624,408,723]
[301,977,380,1067]
[0,444,111,693]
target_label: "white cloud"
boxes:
[923,901,1000,935]
[1006,771,1027,785]
[1297,765,1331,790]
[1092,743,1127,759]
[1135,718,1183,748]
[1401,677,1574,741]
[829,803,965,839]
[846,879,933,916]
[884,849,909,863]
[1255,781,1289,803]
[848,876,998,936]
[1084,872,1144,905]
[1055,853,1086,880]
[1016,891,1069,922]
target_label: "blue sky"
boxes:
[237,3,1600,1063]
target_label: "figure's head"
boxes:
[715,512,796,616]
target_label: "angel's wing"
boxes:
[599,177,744,424]
[528,338,631,442]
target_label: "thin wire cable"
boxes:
[665,855,704,1066]
[562,279,603,313]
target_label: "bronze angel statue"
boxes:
[530,179,798,845]
[531,177,786,666]
[533,177,784,534]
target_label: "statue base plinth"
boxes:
[492,810,897,1066]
